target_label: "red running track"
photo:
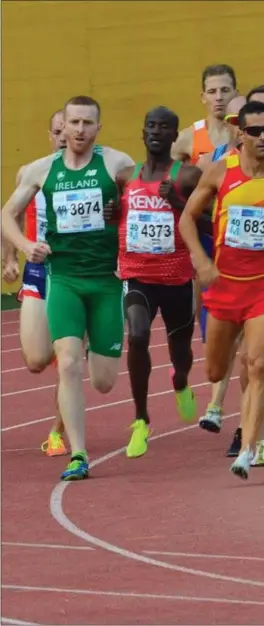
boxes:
[1,309,264,626]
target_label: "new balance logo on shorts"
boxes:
[110,343,121,351]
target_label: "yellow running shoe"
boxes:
[175,386,197,422]
[41,432,68,457]
[126,419,150,458]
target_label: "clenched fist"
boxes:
[197,258,219,288]
[159,179,183,210]
[24,241,51,263]
[3,258,20,283]
[103,199,120,224]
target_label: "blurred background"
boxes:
[2,0,263,294]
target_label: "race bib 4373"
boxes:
[126,210,175,254]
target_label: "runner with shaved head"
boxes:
[105,106,207,458]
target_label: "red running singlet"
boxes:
[118,161,193,285]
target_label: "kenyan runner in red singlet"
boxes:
[111,106,202,458]
[179,101,264,481]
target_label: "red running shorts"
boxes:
[202,276,264,325]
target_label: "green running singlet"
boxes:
[43,146,124,356]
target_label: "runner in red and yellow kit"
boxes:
[179,101,264,480]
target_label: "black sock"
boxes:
[127,342,151,424]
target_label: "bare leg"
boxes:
[205,314,241,383]
[200,314,241,433]
[54,337,86,455]
[241,316,264,451]
[231,315,264,479]
[20,297,53,371]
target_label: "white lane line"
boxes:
[2,541,94,551]
[2,357,205,398]
[2,447,40,453]
[143,551,264,562]
[2,366,26,374]
[50,412,264,591]
[1,336,202,355]
[1,617,41,626]
[2,585,264,606]
[1,377,239,432]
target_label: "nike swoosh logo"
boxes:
[129,188,145,195]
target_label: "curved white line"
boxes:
[50,414,264,589]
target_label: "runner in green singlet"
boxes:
[2,95,135,481]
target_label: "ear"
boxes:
[237,129,244,145]
[97,123,102,132]
[201,91,207,105]
[48,131,52,143]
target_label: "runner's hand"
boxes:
[3,258,20,283]
[197,258,219,287]
[159,179,183,209]
[24,241,51,263]
[103,199,120,223]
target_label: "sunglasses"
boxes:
[225,114,239,126]
[244,125,264,137]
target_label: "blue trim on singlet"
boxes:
[199,143,228,342]
[212,143,228,162]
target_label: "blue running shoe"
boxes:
[61,453,89,481]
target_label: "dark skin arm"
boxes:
[178,160,226,286]
[103,165,134,224]
[159,164,213,235]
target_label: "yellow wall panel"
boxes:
[2,0,263,292]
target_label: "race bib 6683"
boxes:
[225,205,264,250]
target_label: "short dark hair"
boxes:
[49,109,63,130]
[144,106,179,132]
[246,85,264,102]
[238,101,264,129]
[64,95,101,120]
[202,64,237,90]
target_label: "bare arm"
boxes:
[15,166,27,232]
[171,127,193,162]
[178,161,225,272]
[178,164,202,200]
[2,156,52,255]
[196,152,213,172]
[116,165,135,193]
[2,165,28,264]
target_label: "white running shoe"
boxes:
[199,404,223,433]
[230,446,254,480]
